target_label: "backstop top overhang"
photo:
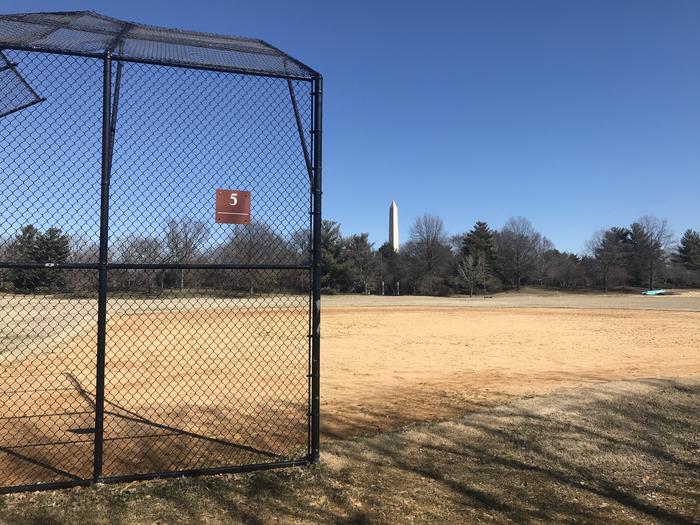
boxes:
[0,10,320,80]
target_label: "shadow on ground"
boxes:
[0,378,697,524]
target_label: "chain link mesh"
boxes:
[0,11,317,79]
[0,47,316,491]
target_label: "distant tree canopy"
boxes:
[313,215,699,296]
[8,225,70,292]
[628,216,673,290]
[402,214,453,294]
[2,217,698,297]
[462,221,493,261]
[677,229,700,271]
[320,220,352,290]
[587,227,630,293]
[492,217,541,291]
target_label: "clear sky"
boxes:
[4,0,699,254]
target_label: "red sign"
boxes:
[215,189,251,224]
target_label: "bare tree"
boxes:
[405,214,452,294]
[67,234,99,263]
[165,218,210,289]
[586,227,629,292]
[0,240,8,291]
[216,221,288,294]
[288,228,311,264]
[629,216,673,290]
[534,236,554,286]
[475,255,488,296]
[493,216,541,291]
[457,254,478,298]
[118,236,164,293]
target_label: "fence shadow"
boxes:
[164,377,697,525]
[0,373,298,488]
[0,378,696,525]
[326,378,699,524]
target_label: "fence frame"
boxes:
[0,22,322,493]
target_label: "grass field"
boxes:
[0,289,698,523]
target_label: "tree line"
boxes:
[0,220,310,295]
[1,215,698,296]
[322,215,700,296]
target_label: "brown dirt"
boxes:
[320,303,700,438]
[0,297,311,485]
[0,292,698,492]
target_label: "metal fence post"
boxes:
[93,51,112,482]
[310,75,323,462]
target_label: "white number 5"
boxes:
[230,193,238,206]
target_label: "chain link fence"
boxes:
[0,12,321,493]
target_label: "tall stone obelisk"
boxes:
[389,200,399,252]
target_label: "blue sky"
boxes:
[3,0,699,253]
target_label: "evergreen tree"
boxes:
[8,225,71,292]
[344,233,378,294]
[677,229,700,270]
[36,227,70,290]
[9,225,42,292]
[461,221,493,293]
[378,242,401,295]
[320,220,351,290]
[461,221,493,260]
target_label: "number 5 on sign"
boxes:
[215,189,251,224]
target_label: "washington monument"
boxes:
[389,200,399,252]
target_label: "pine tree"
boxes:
[378,242,401,295]
[9,225,42,292]
[344,233,377,294]
[36,227,71,290]
[320,220,351,290]
[462,221,493,292]
[462,221,493,260]
[677,229,700,270]
[8,225,71,292]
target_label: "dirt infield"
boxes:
[320,295,700,438]
[0,295,310,485]
[0,291,699,488]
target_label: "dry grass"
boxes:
[322,287,700,311]
[0,378,697,524]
